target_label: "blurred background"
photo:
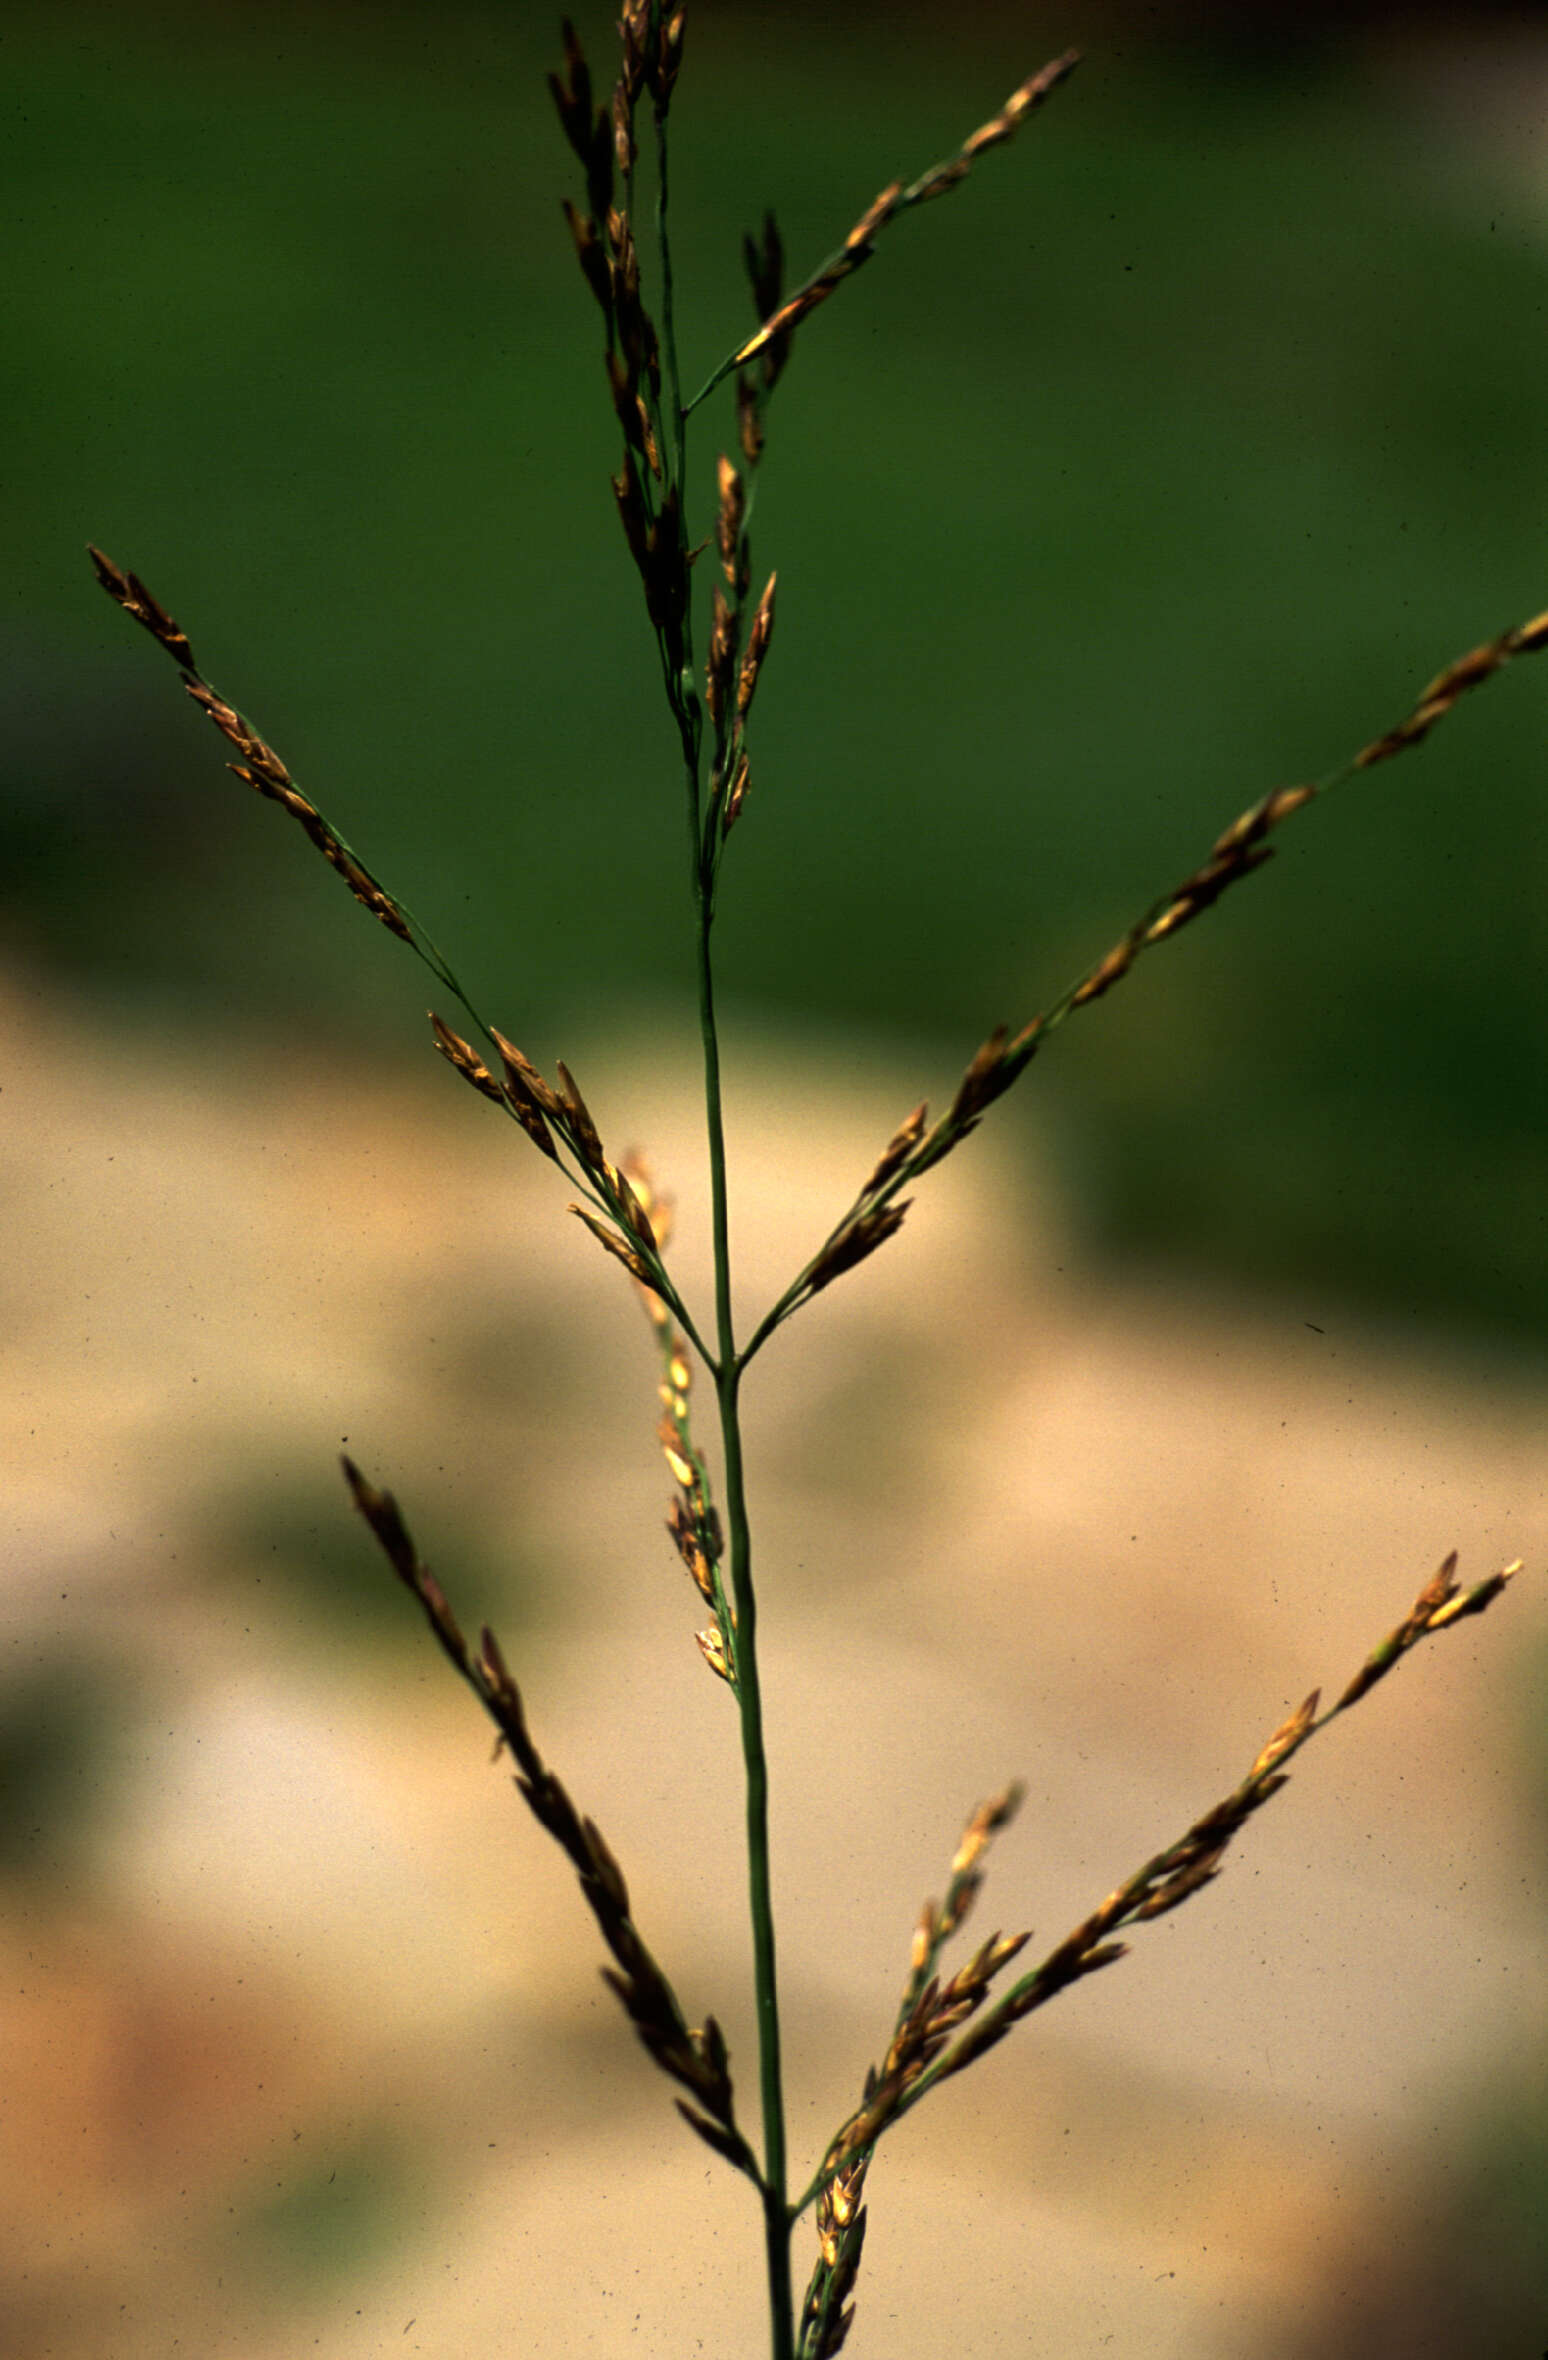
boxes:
[4,1,1546,2354]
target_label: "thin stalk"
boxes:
[691,823,794,2358]
[655,45,792,2347]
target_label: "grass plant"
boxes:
[89,11,1538,2355]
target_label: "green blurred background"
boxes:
[8,0,1547,1342]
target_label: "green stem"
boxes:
[654,44,792,2344]
[692,824,794,2359]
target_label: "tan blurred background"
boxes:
[5,984,1544,2357]
[5,3,1548,2356]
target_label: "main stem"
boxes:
[655,52,792,2346]
[692,857,794,2359]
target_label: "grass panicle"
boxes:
[89,12,1538,2356]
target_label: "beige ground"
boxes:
[3,964,1543,2359]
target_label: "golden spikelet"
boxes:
[735,572,777,716]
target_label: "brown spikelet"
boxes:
[87,545,198,672]
[743,210,782,315]
[429,1012,503,1102]
[616,0,648,99]
[581,1812,630,1918]
[804,1200,910,1298]
[506,1091,560,1160]
[861,1102,928,1198]
[1423,1557,1519,1630]
[1249,1689,1321,1780]
[599,1162,652,1249]
[716,455,746,589]
[667,1495,715,1601]
[1334,1551,1460,1708]
[620,1151,673,1251]
[571,1204,653,1286]
[87,542,135,608]
[225,744,292,799]
[552,26,618,236]
[612,451,652,574]
[342,1456,472,1671]
[361,884,414,944]
[612,77,636,180]
[1129,1851,1226,1920]
[639,483,690,661]
[1352,713,1435,770]
[655,6,687,104]
[608,345,646,447]
[695,1625,735,1684]
[801,2155,870,2359]
[947,1026,1011,1127]
[562,199,614,317]
[846,181,903,253]
[733,278,841,372]
[948,1784,1023,1891]
[488,1031,567,1124]
[895,1785,1027,2038]
[555,1060,606,1169]
[1353,617,1537,768]
[911,158,971,205]
[676,2097,749,2166]
[1210,781,1316,859]
[962,48,1081,155]
[182,678,245,743]
[736,371,765,464]
[721,750,752,835]
[548,19,596,164]
[1328,1549,1516,1707]
[1416,639,1505,706]
[485,1027,560,1160]
[637,396,663,482]
[705,582,736,726]
[736,573,777,715]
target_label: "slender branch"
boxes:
[342,1454,761,2183]
[684,51,1081,416]
[86,548,476,1017]
[801,1549,1522,2199]
[739,601,1548,1370]
[85,540,717,1361]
